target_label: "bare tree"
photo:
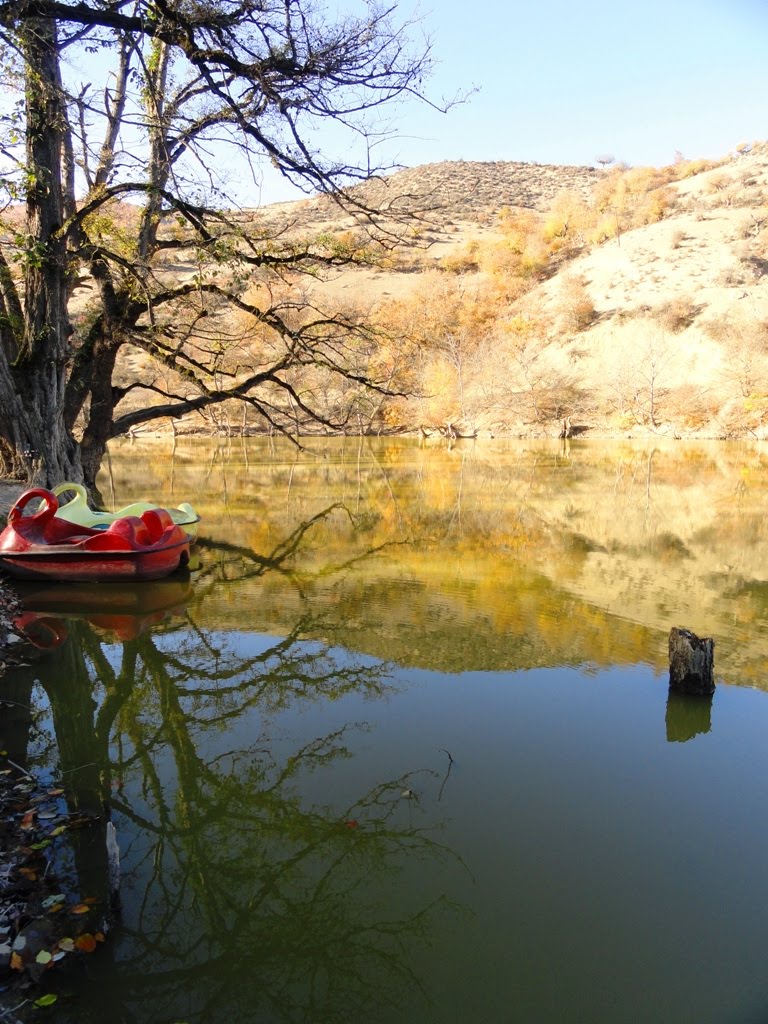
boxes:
[0,0,456,488]
[608,323,676,428]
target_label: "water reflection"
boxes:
[5,513,463,1023]
[95,436,768,684]
[6,440,768,1022]
[665,691,714,743]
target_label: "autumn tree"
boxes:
[0,0,451,488]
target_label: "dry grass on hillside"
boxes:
[5,144,767,440]
[283,144,768,440]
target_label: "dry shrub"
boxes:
[707,174,729,194]
[496,207,541,248]
[518,239,550,278]
[726,186,767,209]
[704,312,768,397]
[494,320,581,424]
[654,296,698,333]
[715,264,750,288]
[557,274,597,332]
[602,321,677,427]
[442,240,479,274]
[738,213,767,239]
[717,394,768,437]
[670,228,687,249]
[588,215,619,244]
[581,164,674,242]
[542,191,591,248]
[667,384,721,429]
[671,158,722,180]
[702,313,731,344]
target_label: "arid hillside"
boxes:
[83,144,768,439]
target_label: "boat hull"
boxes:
[0,540,190,582]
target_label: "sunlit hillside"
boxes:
[56,141,768,440]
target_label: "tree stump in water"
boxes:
[668,627,715,696]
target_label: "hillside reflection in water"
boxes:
[5,437,768,1024]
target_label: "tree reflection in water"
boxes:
[8,508,462,1024]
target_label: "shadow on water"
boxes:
[1,509,466,1024]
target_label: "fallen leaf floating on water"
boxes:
[33,994,57,1008]
[69,904,90,915]
[57,937,74,952]
[20,810,35,829]
[9,952,23,971]
[35,950,52,965]
[41,895,65,910]
[74,934,97,953]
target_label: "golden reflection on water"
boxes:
[99,436,768,686]
[8,436,768,1024]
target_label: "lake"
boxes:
[4,436,768,1023]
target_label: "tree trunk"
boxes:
[3,19,83,486]
[78,327,122,488]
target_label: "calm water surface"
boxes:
[5,437,768,1023]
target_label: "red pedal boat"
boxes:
[0,488,191,582]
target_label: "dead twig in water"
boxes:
[438,747,454,802]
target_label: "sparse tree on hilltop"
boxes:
[595,153,615,170]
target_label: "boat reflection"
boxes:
[11,575,194,646]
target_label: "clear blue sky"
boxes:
[261,0,768,202]
[395,0,767,169]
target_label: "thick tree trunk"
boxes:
[79,342,121,488]
[0,19,83,486]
